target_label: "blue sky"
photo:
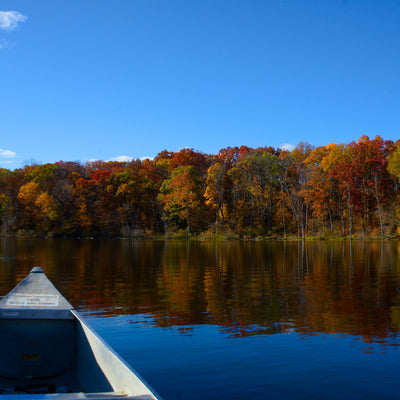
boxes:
[1,1,400,170]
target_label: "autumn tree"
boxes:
[159,166,203,234]
[24,163,59,192]
[277,143,314,237]
[89,164,121,235]
[139,158,167,231]
[204,163,227,225]
[0,193,14,234]
[330,136,394,238]
[115,163,145,235]
[0,138,398,238]
[242,152,280,231]
[0,169,20,233]
[304,144,342,234]
[169,148,211,177]
[35,192,57,230]
[387,141,400,179]
[17,181,40,229]
[216,146,252,168]
[227,152,280,234]
[71,171,93,234]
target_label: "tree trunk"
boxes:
[162,211,168,235]
[305,202,309,236]
[361,213,365,237]
[328,205,333,231]
[300,203,305,239]
[233,190,238,233]
[374,174,384,239]
[219,201,225,225]
[186,206,191,234]
[348,187,353,240]
[339,197,346,237]
[281,185,286,236]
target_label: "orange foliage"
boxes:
[0,137,399,238]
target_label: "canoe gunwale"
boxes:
[72,310,161,399]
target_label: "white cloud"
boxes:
[0,149,16,158]
[0,149,19,169]
[279,143,295,152]
[108,156,134,162]
[140,156,154,161]
[0,11,27,31]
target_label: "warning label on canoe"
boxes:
[6,294,59,307]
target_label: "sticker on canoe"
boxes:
[6,294,59,307]
[21,353,41,362]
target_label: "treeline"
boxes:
[1,135,400,239]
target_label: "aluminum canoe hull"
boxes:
[0,267,162,400]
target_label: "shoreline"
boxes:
[1,233,399,241]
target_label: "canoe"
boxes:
[0,267,162,400]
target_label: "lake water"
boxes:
[0,239,400,399]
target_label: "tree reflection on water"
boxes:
[1,239,400,343]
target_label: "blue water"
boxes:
[2,239,400,399]
[86,313,400,400]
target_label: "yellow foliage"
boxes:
[77,202,91,229]
[388,144,400,180]
[320,143,347,173]
[35,192,57,220]
[204,163,225,209]
[18,181,39,206]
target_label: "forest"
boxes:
[1,135,400,239]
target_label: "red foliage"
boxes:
[169,148,210,175]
